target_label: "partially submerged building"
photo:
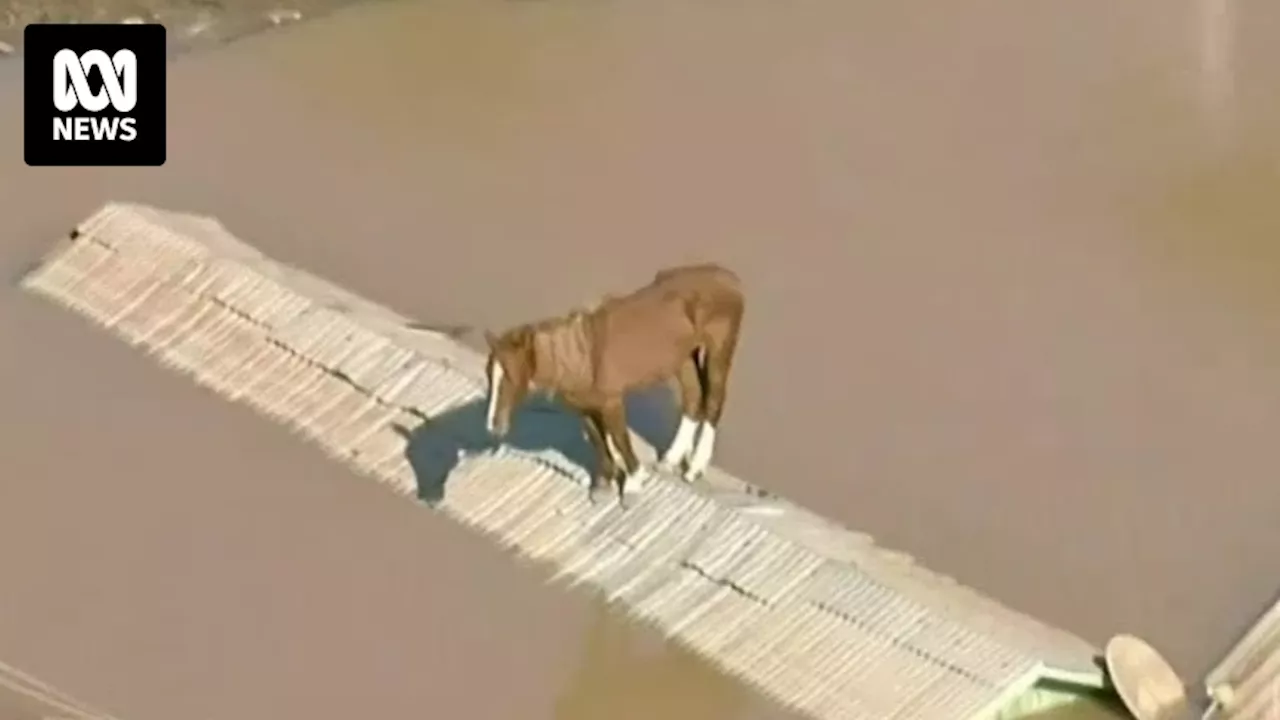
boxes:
[19,202,1117,719]
[0,656,119,720]
[1204,595,1280,720]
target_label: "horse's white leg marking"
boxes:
[685,423,717,481]
[607,433,645,494]
[485,360,504,434]
[660,415,700,470]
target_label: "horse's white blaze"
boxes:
[685,423,717,480]
[606,433,644,494]
[485,359,504,433]
[661,415,700,468]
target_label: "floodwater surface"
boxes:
[2,0,1280,718]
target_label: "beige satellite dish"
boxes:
[1105,634,1192,720]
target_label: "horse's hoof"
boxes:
[621,475,647,496]
[681,468,703,483]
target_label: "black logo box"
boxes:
[24,23,167,167]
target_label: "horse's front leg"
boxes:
[581,410,617,504]
[600,399,643,505]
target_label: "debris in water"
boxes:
[267,8,301,25]
[183,13,215,37]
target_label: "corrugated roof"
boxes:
[0,656,122,720]
[19,202,1105,720]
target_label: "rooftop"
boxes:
[19,201,1108,720]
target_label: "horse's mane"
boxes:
[530,309,596,393]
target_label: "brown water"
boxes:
[553,600,758,720]
[2,0,1280,718]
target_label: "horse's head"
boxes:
[484,325,536,438]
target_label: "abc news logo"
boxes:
[24,23,167,167]
[53,48,139,142]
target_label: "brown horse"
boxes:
[483,263,744,504]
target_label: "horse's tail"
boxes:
[694,265,743,314]
[714,266,743,302]
[677,282,742,337]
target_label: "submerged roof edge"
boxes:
[0,656,122,720]
[974,666,1043,720]
[1039,664,1107,689]
[976,662,1109,720]
[1204,594,1280,715]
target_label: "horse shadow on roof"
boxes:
[393,383,680,505]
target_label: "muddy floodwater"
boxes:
[2,0,1280,718]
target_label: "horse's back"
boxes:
[652,263,743,306]
[595,262,742,340]
[588,264,743,393]
[654,262,740,287]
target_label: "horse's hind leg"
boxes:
[600,399,644,503]
[581,410,618,504]
[659,348,707,475]
[685,309,742,480]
